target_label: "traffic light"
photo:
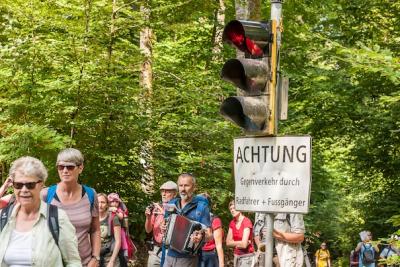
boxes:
[220,20,276,135]
[222,20,272,58]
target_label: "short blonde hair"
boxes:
[56,148,84,166]
[9,156,48,182]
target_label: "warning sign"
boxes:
[233,135,312,214]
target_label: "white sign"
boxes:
[233,135,312,214]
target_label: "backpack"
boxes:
[0,198,60,246]
[46,184,95,211]
[362,243,375,264]
[108,212,136,262]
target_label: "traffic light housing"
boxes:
[222,20,272,58]
[220,20,276,135]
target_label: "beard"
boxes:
[179,192,192,201]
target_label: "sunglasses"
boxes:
[57,164,79,171]
[13,180,42,190]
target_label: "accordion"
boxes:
[164,214,204,255]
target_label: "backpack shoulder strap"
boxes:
[0,200,15,232]
[194,196,208,222]
[47,204,60,247]
[385,246,392,258]
[46,185,58,204]
[286,213,291,228]
[108,212,115,237]
[82,185,94,211]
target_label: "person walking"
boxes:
[315,242,331,267]
[145,181,177,267]
[42,148,101,267]
[0,156,81,266]
[162,173,211,267]
[226,200,254,267]
[355,231,379,267]
[198,193,224,267]
[378,236,400,267]
[98,193,121,267]
[253,212,305,267]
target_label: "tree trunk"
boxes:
[235,0,261,20]
[235,0,248,20]
[70,0,92,143]
[211,0,225,63]
[139,1,155,194]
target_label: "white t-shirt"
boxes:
[4,230,33,266]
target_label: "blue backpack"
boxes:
[46,184,95,211]
[362,243,375,264]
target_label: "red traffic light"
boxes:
[223,20,272,58]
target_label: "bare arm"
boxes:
[355,242,362,252]
[226,228,235,247]
[213,227,224,267]
[273,229,304,244]
[88,216,101,267]
[226,227,251,249]
[144,207,153,233]
[107,225,121,267]
[254,235,261,250]
[0,178,13,209]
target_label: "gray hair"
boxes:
[178,173,196,185]
[56,148,84,166]
[9,156,48,182]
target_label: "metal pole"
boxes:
[266,2,283,266]
[264,213,274,267]
[267,0,283,135]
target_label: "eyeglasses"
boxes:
[13,180,42,190]
[57,164,79,171]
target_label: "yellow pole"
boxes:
[268,19,278,135]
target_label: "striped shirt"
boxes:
[42,186,99,266]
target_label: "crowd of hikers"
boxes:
[0,148,399,267]
[314,231,399,267]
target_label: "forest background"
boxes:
[0,0,399,265]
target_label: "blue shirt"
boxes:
[166,195,211,258]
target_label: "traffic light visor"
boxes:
[221,58,269,95]
[220,96,268,132]
[223,20,271,58]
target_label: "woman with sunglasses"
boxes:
[0,156,81,266]
[41,148,101,267]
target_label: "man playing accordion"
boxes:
[161,173,212,267]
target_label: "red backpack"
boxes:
[108,212,137,261]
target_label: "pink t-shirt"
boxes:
[150,205,165,245]
[229,216,254,255]
[42,186,99,266]
[203,216,223,251]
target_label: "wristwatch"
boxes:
[92,255,100,261]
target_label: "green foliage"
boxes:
[0,0,399,260]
